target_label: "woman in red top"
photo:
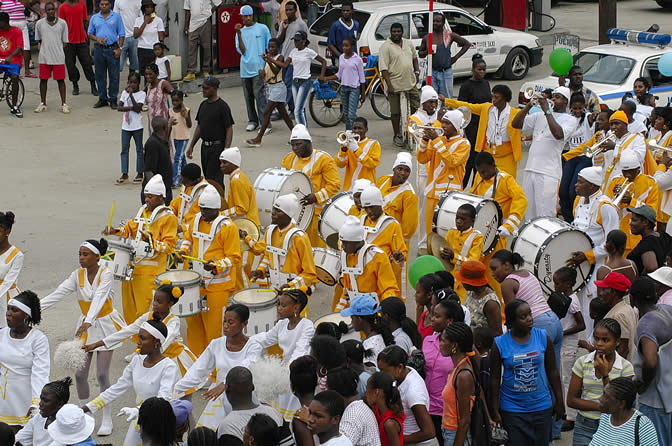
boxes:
[415,273,451,338]
[366,371,406,446]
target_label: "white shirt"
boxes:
[155,55,169,79]
[216,404,284,440]
[560,293,581,344]
[362,334,386,365]
[133,16,164,49]
[184,0,222,33]
[523,111,578,179]
[628,119,648,135]
[397,367,430,438]
[0,245,23,299]
[313,434,354,446]
[119,90,146,131]
[113,0,142,37]
[572,190,619,262]
[566,117,594,151]
[14,413,63,446]
[601,132,647,187]
[250,318,315,364]
[486,104,511,146]
[340,400,381,446]
[392,327,414,355]
[289,47,318,80]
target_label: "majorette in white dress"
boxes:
[250,318,315,365]
[0,246,23,328]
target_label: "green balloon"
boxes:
[409,255,445,288]
[549,48,573,76]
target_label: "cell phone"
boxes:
[151,12,156,18]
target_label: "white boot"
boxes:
[97,406,113,436]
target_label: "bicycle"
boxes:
[0,65,26,111]
[308,55,391,127]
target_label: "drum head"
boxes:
[427,232,452,271]
[319,192,355,246]
[280,172,314,231]
[316,267,337,286]
[232,288,278,307]
[154,270,202,286]
[475,200,503,255]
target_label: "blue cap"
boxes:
[170,400,193,427]
[240,5,253,16]
[340,295,380,317]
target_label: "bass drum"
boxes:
[319,192,355,249]
[253,168,314,231]
[510,217,594,294]
[433,191,502,255]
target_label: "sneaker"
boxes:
[61,104,71,114]
[263,127,272,136]
[109,101,118,110]
[93,100,108,108]
[11,106,23,118]
[183,73,196,82]
[34,103,47,113]
[393,135,404,147]
[245,122,258,132]
[72,83,80,96]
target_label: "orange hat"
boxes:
[609,110,628,124]
[455,260,488,287]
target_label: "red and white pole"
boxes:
[427,0,433,86]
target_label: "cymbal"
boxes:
[233,218,260,251]
[427,232,453,271]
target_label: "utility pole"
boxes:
[598,0,617,44]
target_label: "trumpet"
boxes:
[524,87,546,105]
[408,121,444,137]
[336,131,361,146]
[612,180,634,206]
[647,139,672,161]
[584,131,617,158]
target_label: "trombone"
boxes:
[584,131,617,158]
[612,180,634,206]
[408,121,444,138]
[336,131,361,146]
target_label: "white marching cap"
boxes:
[578,166,603,187]
[442,109,463,131]
[339,215,366,242]
[421,85,439,104]
[273,194,299,219]
[219,147,242,166]
[393,152,413,172]
[352,178,372,194]
[360,185,384,207]
[290,124,312,142]
[621,150,640,170]
[144,174,166,197]
[198,185,221,209]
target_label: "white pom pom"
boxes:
[249,355,291,404]
[54,339,88,372]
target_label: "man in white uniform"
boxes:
[597,110,647,190]
[512,86,578,219]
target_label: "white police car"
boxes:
[519,29,672,110]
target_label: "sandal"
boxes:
[25,72,37,78]
[133,174,144,183]
[246,139,262,148]
[116,174,129,184]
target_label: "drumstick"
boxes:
[294,187,307,197]
[107,201,115,231]
[181,254,208,264]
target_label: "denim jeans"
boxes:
[242,75,268,125]
[119,35,138,72]
[94,44,121,102]
[572,413,599,446]
[283,65,295,112]
[433,68,454,98]
[121,129,144,175]
[639,403,672,446]
[442,428,471,445]
[293,78,312,127]
[559,155,592,222]
[501,407,553,445]
[533,310,564,439]
[340,85,359,130]
[173,139,188,186]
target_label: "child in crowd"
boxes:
[473,326,494,404]
[117,71,146,185]
[153,42,170,81]
[366,371,405,446]
[342,339,375,398]
[553,266,585,432]
[169,90,191,188]
[578,298,610,352]
[307,391,353,446]
[341,295,394,366]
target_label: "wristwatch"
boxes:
[545,109,552,116]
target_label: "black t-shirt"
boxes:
[196,98,235,142]
[143,134,173,199]
[627,233,666,275]
[458,79,491,145]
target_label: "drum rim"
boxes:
[318,191,354,238]
[316,266,337,285]
[253,168,315,231]
[511,216,595,292]
[314,312,353,327]
[154,270,202,286]
[230,289,279,309]
[108,239,133,249]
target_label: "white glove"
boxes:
[348,140,358,152]
[497,226,512,238]
[117,407,139,421]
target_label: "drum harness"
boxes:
[176,181,209,229]
[264,224,302,288]
[191,214,231,288]
[339,243,380,307]
[129,205,172,268]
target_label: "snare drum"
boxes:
[319,192,355,249]
[254,168,314,231]
[433,191,502,255]
[314,312,361,342]
[313,247,342,286]
[510,217,594,294]
[108,240,134,281]
[230,288,279,335]
[154,270,204,317]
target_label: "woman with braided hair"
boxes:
[589,377,659,445]
[15,377,72,446]
[415,273,450,338]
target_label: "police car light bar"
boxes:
[607,28,671,47]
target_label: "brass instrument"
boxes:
[647,139,672,161]
[233,217,260,252]
[584,131,617,158]
[457,106,472,129]
[408,120,444,137]
[612,180,634,206]
[524,87,546,105]
[336,131,361,146]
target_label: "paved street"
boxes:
[2,0,669,443]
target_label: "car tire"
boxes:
[656,0,672,8]
[502,47,530,81]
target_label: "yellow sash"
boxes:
[77,268,114,318]
[148,313,183,358]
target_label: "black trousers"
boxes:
[137,48,155,78]
[201,143,225,189]
[64,42,95,84]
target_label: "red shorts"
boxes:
[39,64,66,80]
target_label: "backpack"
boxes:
[453,364,491,446]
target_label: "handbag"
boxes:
[539,280,572,319]
[453,364,495,446]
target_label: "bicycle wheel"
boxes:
[5,77,25,108]
[308,82,343,128]
[370,79,390,120]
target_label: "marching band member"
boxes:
[654,149,672,233]
[604,151,660,256]
[350,178,371,216]
[334,216,399,311]
[0,291,49,428]
[512,86,578,219]
[176,185,241,356]
[249,194,318,294]
[335,117,381,191]
[562,109,612,167]
[408,85,440,251]
[82,319,178,445]
[376,152,419,245]
[440,203,483,300]
[444,84,522,178]
[218,147,262,289]
[169,163,211,236]
[360,186,408,299]
[567,166,620,340]
[597,110,647,190]
[282,124,341,248]
[173,304,262,431]
[103,175,178,323]
[0,211,22,328]
[417,109,471,240]
[40,238,126,436]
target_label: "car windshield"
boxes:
[568,52,636,85]
[309,8,371,37]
